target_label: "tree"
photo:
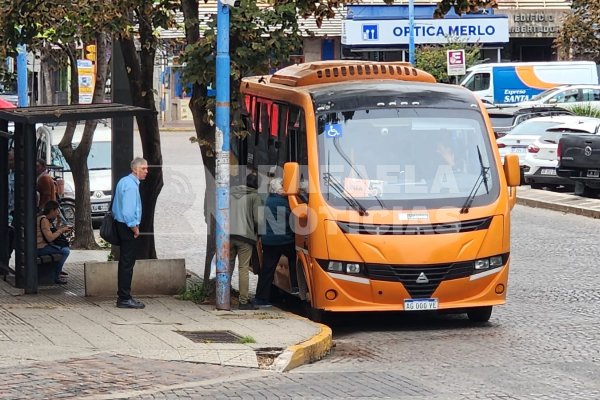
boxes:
[0,0,113,249]
[555,0,600,63]
[415,42,481,83]
[180,0,307,284]
[111,0,181,259]
[435,0,498,17]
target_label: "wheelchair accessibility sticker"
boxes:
[324,123,343,138]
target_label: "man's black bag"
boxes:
[99,198,120,245]
[100,210,120,245]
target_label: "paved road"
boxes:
[3,132,599,399]
[69,204,597,399]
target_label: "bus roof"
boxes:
[264,61,436,87]
[308,81,478,111]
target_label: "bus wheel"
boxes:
[467,306,492,323]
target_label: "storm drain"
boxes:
[176,330,243,343]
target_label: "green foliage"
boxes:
[178,281,209,303]
[566,104,600,118]
[435,0,498,18]
[239,335,256,344]
[555,0,600,63]
[414,42,481,83]
[182,0,305,137]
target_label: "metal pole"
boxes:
[408,0,415,65]
[17,45,28,107]
[215,0,231,310]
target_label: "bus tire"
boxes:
[467,306,493,323]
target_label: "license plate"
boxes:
[540,168,557,176]
[92,204,109,212]
[404,298,438,311]
[511,147,526,154]
[587,169,600,178]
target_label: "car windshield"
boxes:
[529,88,559,101]
[54,141,111,171]
[317,107,499,209]
[508,120,563,136]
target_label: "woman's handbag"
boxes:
[40,217,70,248]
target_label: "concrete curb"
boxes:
[271,323,333,372]
[517,196,600,219]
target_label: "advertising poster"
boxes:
[77,59,95,104]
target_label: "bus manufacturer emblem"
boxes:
[416,272,429,284]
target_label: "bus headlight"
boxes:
[346,263,361,274]
[327,261,344,272]
[474,255,506,270]
[474,259,490,270]
[319,260,365,275]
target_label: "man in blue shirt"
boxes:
[113,157,148,309]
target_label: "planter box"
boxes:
[84,258,186,297]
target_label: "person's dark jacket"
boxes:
[261,193,294,246]
[230,185,262,244]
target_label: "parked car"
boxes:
[557,132,600,197]
[36,122,112,222]
[486,105,573,138]
[517,85,600,109]
[524,118,600,189]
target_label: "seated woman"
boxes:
[37,200,72,284]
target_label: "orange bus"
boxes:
[237,61,520,322]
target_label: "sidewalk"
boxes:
[516,185,600,219]
[0,249,331,373]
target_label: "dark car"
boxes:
[485,104,574,139]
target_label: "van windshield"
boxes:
[54,141,111,171]
[317,107,499,210]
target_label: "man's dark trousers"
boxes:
[116,221,139,301]
[256,243,297,302]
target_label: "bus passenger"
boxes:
[230,173,262,310]
[255,178,298,307]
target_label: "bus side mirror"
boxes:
[283,162,300,195]
[503,154,520,187]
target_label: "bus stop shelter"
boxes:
[0,103,153,294]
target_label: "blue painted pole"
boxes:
[17,45,28,107]
[408,0,415,65]
[215,0,231,310]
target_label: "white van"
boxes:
[36,122,112,221]
[460,61,599,105]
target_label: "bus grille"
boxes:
[365,261,474,298]
[337,217,492,235]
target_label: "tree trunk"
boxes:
[117,6,163,259]
[181,0,217,284]
[56,43,99,249]
[57,35,109,249]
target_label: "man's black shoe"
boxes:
[116,298,145,309]
[238,302,258,310]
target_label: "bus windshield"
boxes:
[317,107,499,210]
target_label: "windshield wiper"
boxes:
[460,146,490,214]
[323,172,368,216]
